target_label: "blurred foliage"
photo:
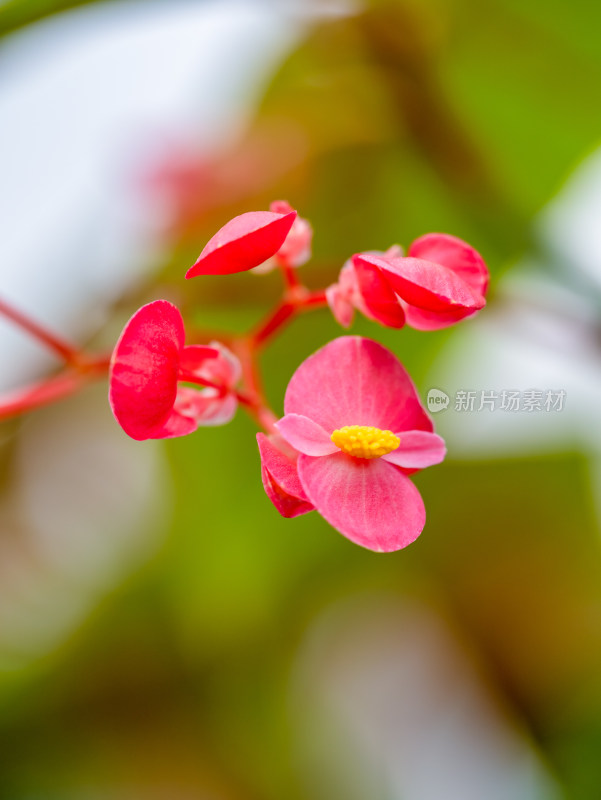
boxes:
[0,0,119,37]
[2,0,601,798]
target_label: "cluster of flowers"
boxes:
[109,202,489,552]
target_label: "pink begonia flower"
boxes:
[109,300,241,441]
[258,336,446,552]
[329,234,488,331]
[186,207,297,278]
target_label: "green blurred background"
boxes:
[1,1,601,798]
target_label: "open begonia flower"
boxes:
[109,300,241,441]
[258,336,446,552]
[186,207,297,278]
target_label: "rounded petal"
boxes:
[276,414,338,456]
[257,433,314,518]
[150,409,198,439]
[284,336,432,435]
[196,392,238,426]
[297,452,425,551]
[186,210,297,277]
[352,255,405,328]
[382,430,446,469]
[109,300,184,441]
[408,232,489,296]
[326,283,355,328]
[355,254,485,316]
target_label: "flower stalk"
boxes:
[0,297,86,367]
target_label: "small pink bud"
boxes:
[353,233,489,331]
[186,209,297,278]
[270,200,313,269]
[330,235,488,331]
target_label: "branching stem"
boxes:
[0,273,330,432]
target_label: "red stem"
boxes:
[0,297,85,366]
[0,356,110,422]
[230,336,276,433]
[301,289,328,308]
[235,389,278,433]
[251,288,328,349]
[251,301,296,348]
[279,259,301,291]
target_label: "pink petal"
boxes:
[384,244,404,258]
[382,430,446,469]
[197,392,238,426]
[297,452,425,551]
[408,233,489,297]
[355,254,485,316]
[257,433,314,518]
[175,386,238,427]
[270,200,295,215]
[352,255,406,328]
[186,210,297,277]
[284,336,432,435]
[270,200,313,268]
[326,283,355,328]
[109,300,184,441]
[276,414,338,456]
[196,341,241,387]
[149,409,198,439]
[178,344,219,378]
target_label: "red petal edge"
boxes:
[257,433,314,519]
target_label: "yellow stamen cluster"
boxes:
[331,425,400,459]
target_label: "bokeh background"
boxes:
[1,1,601,798]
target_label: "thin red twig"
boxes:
[0,297,85,367]
[251,301,296,348]
[0,355,110,422]
[279,259,301,291]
